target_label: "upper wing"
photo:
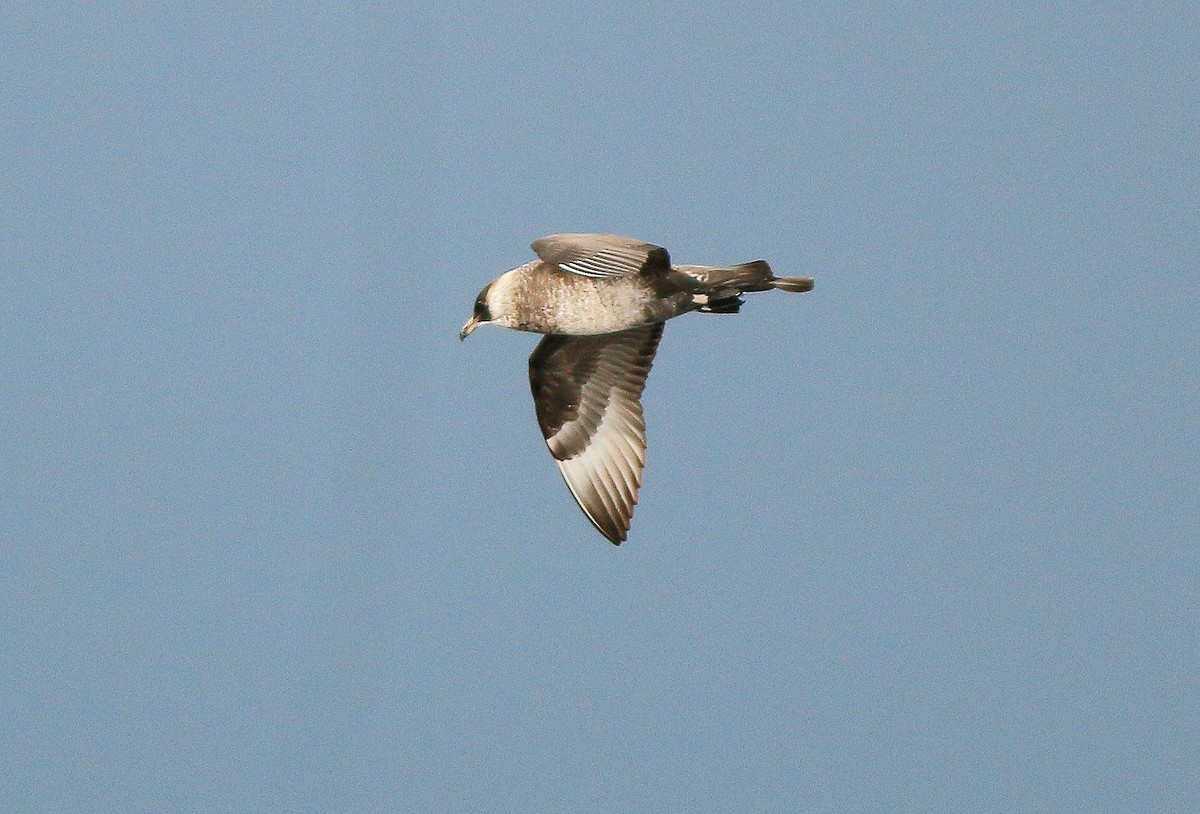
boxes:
[528,323,664,544]
[531,233,671,279]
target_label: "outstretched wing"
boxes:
[528,323,664,544]
[531,233,671,279]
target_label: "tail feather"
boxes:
[676,261,773,292]
[695,294,744,314]
[771,275,815,293]
[676,261,816,304]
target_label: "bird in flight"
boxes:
[460,233,813,545]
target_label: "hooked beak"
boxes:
[459,315,482,341]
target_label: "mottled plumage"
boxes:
[460,233,813,545]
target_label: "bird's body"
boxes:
[480,260,692,335]
[461,233,813,545]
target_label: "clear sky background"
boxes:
[4,3,1197,812]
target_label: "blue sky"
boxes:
[4,3,1198,812]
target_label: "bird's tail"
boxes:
[676,261,814,313]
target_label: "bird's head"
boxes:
[459,283,494,340]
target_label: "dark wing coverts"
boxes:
[528,323,664,544]
[532,233,671,279]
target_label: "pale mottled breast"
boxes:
[493,262,691,336]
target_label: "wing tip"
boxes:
[554,459,636,546]
[595,520,629,546]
